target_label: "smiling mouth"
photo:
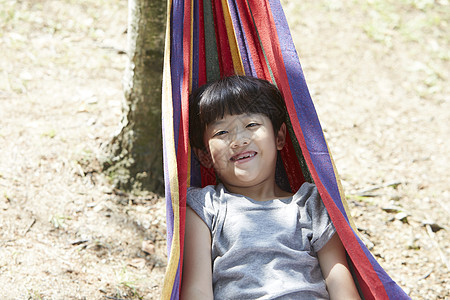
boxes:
[230,152,257,161]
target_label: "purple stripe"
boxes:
[170,262,181,299]
[171,0,185,153]
[190,153,202,187]
[162,120,181,299]
[168,0,184,298]
[162,121,174,255]
[227,0,254,75]
[355,232,410,298]
[266,0,344,214]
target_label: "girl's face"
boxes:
[201,113,286,192]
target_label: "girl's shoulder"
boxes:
[187,183,225,198]
[295,182,318,197]
[187,183,228,210]
[186,184,225,231]
[293,182,321,207]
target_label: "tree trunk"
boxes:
[103,0,166,194]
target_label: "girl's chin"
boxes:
[224,176,259,186]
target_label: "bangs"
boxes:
[189,75,286,149]
[198,86,262,126]
[198,77,280,126]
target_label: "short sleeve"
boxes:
[303,183,336,252]
[186,185,218,231]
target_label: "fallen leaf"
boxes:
[128,258,146,269]
[142,240,155,255]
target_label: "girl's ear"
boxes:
[276,123,287,150]
[193,147,214,168]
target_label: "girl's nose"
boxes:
[230,129,250,148]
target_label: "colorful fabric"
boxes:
[161,0,410,299]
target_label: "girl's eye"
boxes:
[213,130,228,137]
[246,122,259,128]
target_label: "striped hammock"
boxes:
[161,0,409,299]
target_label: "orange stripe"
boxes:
[221,0,245,75]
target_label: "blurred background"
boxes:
[0,0,448,298]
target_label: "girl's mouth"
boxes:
[230,151,257,162]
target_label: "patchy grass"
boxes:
[361,0,449,46]
[0,0,448,299]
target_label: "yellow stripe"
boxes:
[221,0,245,75]
[161,0,181,298]
[325,140,359,235]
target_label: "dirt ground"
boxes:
[0,0,448,299]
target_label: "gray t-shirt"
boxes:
[186,182,336,299]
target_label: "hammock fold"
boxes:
[162,0,410,299]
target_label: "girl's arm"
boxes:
[317,234,361,300]
[180,207,214,299]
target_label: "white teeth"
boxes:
[234,152,255,160]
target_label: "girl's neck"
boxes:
[223,181,293,202]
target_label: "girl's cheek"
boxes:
[211,139,228,148]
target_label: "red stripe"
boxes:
[323,184,388,298]
[236,0,306,198]
[234,0,269,78]
[246,0,389,298]
[353,263,375,300]
[280,130,305,192]
[201,165,217,187]
[211,0,234,76]
[198,0,207,85]
[176,0,194,288]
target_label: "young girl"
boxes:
[181,75,360,299]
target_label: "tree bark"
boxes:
[103,0,166,194]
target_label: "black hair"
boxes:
[189,75,287,150]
